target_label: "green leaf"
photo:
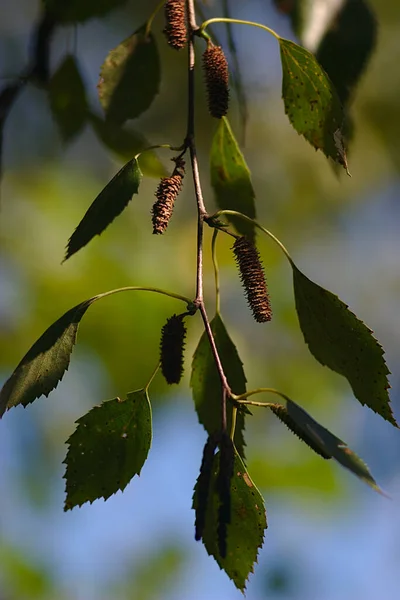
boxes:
[64,389,152,510]
[190,314,247,459]
[89,112,167,178]
[65,158,142,260]
[0,298,98,417]
[44,0,128,23]
[210,118,256,241]
[292,264,397,427]
[48,55,88,142]
[193,451,266,592]
[269,396,381,492]
[279,38,348,171]
[315,0,377,107]
[98,26,160,126]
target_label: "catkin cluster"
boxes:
[202,44,230,118]
[163,0,187,50]
[152,157,185,234]
[232,236,272,323]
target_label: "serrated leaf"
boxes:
[292,263,397,427]
[48,55,88,142]
[44,0,128,24]
[64,390,152,510]
[269,396,381,492]
[190,314,247,459]
[0,298,98,417]
[279,38,348,171]
[210,117,256,241]
[89,112,166,178]
[98,26,160,126]
[65,158,142,260]
[193,451,266,592]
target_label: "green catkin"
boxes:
[233,236,272,323]
[202,44,230,118]
[164,0,187,51]
[160,314,186,384]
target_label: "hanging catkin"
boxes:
[163,0,188,50]
[160,314,187,384]
[202,44,230,118]
[232,236,272,323]
[152,157,185,234]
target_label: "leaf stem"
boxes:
[232,387,290,405]
[134,143,184,161]
[211,229,221,314]
[211,209,294,265]
[145,363,160,392]
[230,406,237,441]
[145,0,166,36]
[199,17,280,41]
[96,286,194,308]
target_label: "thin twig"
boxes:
[186,0,230,432]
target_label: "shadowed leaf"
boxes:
[193,451,266,592]
[0,297,98,417]
[64,390,152,510]
[65,158,142,260]
[44,0,128,23]
[89,112,166,177]
[210,117,256,241]
[279,38,348,171]
[292,263,396,427]
[269,396,381,492]
[98,26,160,125]
[190,314,247,459]
[49,55,88,142]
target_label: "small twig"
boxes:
[186,0,230,432]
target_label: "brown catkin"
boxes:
[233,236,272,323]
[152,158,185,234]
[163,0,187,50]
[202,44,229,118]
[160,314,187,384]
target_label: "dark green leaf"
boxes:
[0,298,98,417]
[65,158,142,260]
[315,0,377,107]
[48,55,88,142]
[193,451,266,592]
[64,389,152,510]
[89,112,167,177]
[292,263,397,427]
[190,314,247,459]
[98,26,160,125]
[44,0,128,23]
[210,118,256,241]
[270,396,381,492]
[279,38,348,171]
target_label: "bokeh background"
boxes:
[1,1,400,598]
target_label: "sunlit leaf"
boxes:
[191,314,247,459]
[44,0,128,23]
[89,112,166,177]
[65,158,142,260]
[279,38,348,171]
[0,298,98,417]
[64,389,152,510]
[48,55,88,142]
[269,396,381,492]
[193,451,266,592]
[210,117,256,241]
[98,26,160,125]
[292,263,397,427]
